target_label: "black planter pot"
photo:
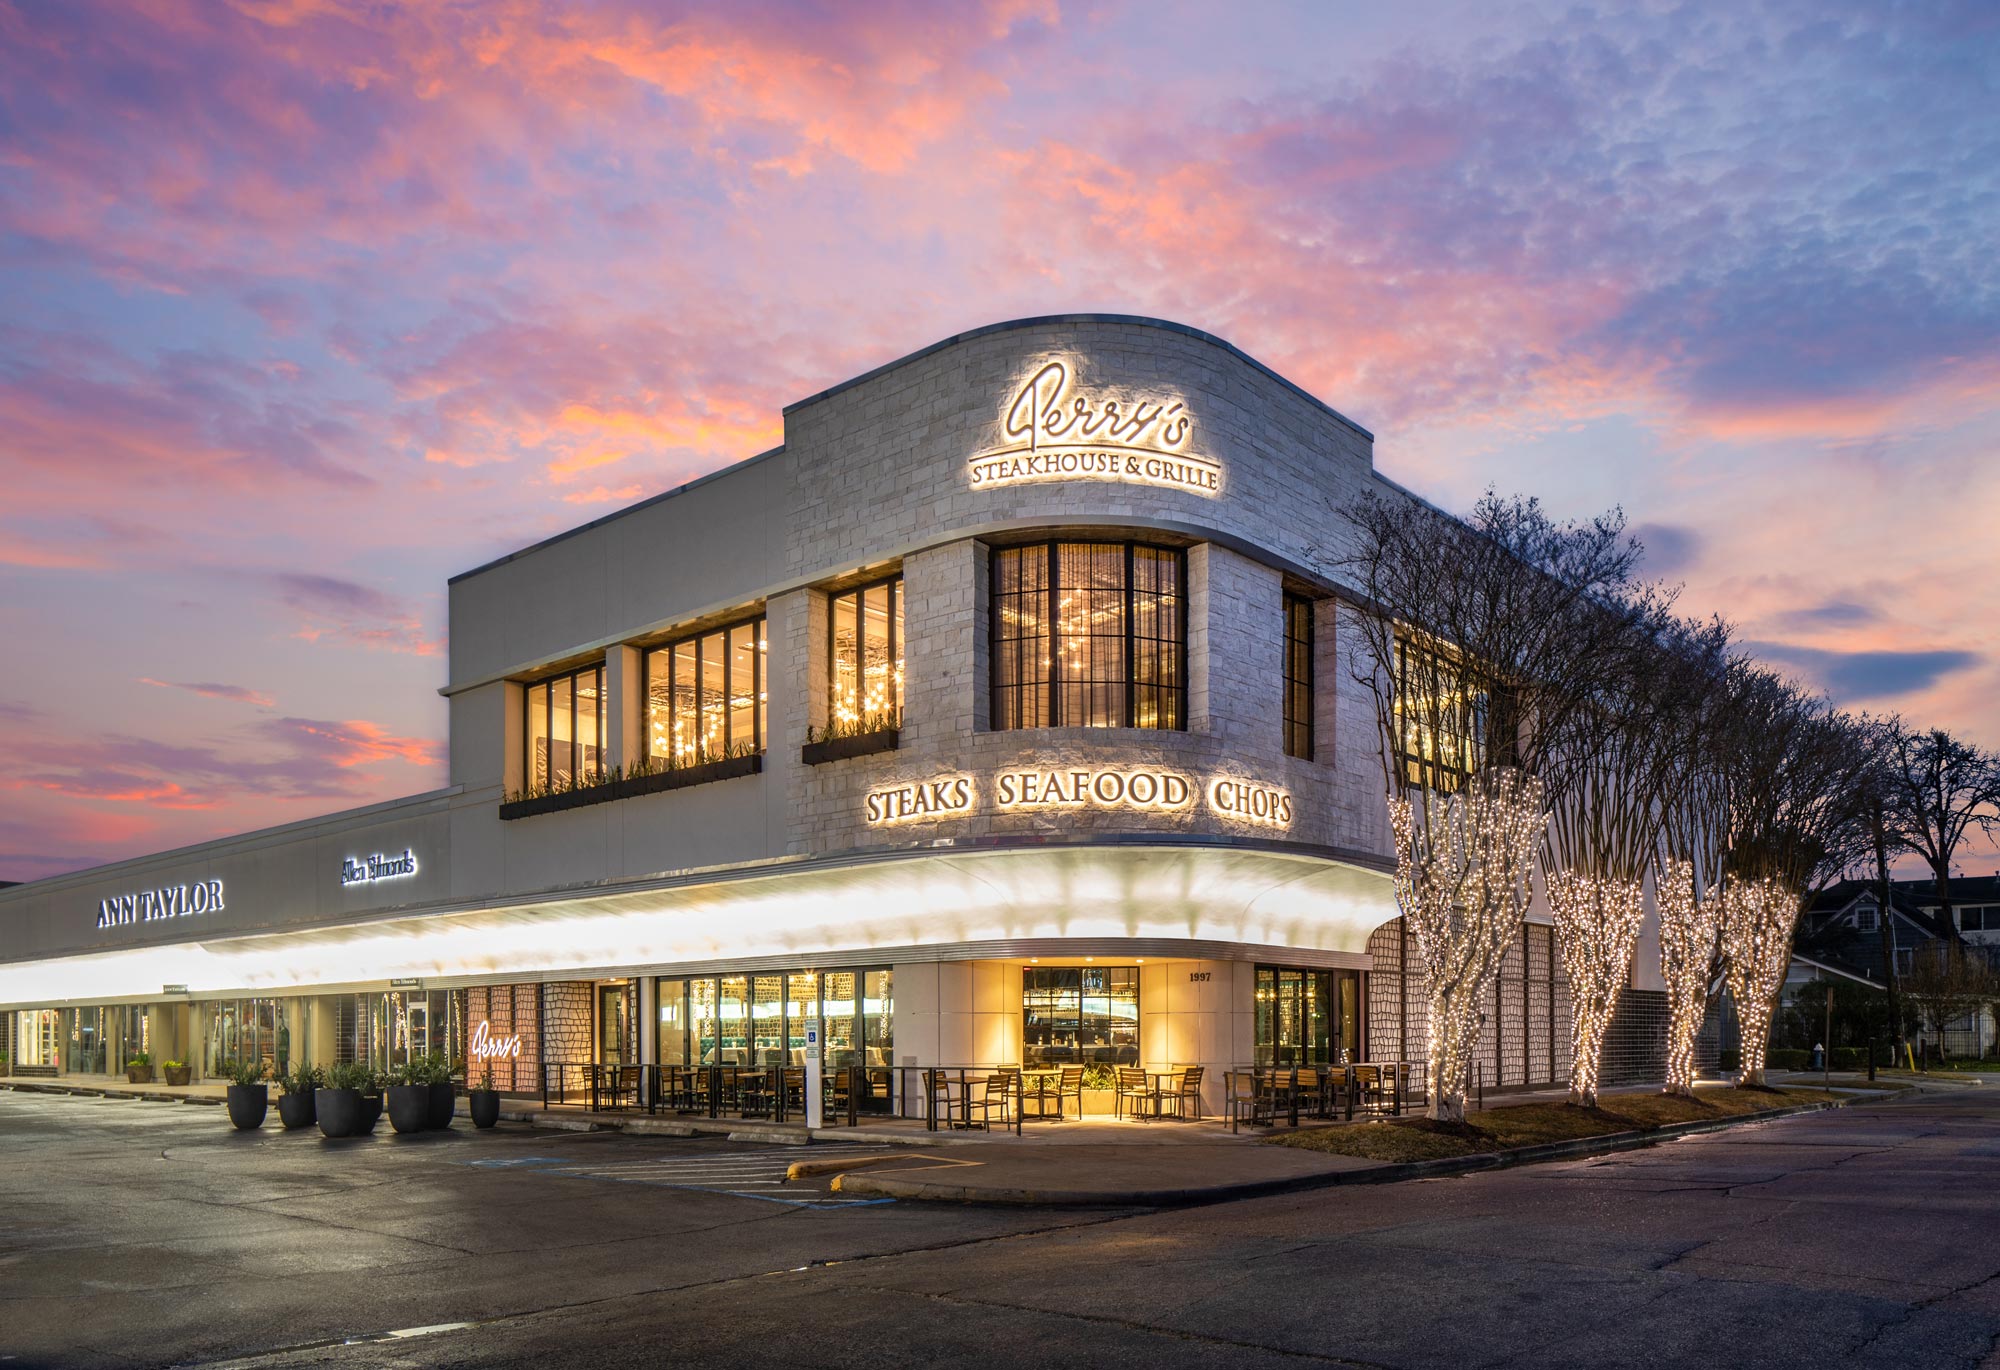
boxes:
[277,1090,317,1130]
[225,1084,268,1131]
[315,1087,363,1138]
[427,1081,456,1130]
[469,1089,501,1129]
[386,1084,430,1134]
[359,1090,383,1134]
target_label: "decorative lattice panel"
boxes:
[541,981,595,1073]
[1366,915,1574,1090]
[1600,989,1669,1086]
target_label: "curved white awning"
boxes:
[0,843,1397,1007]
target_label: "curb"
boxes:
[833,1098,1857,1207]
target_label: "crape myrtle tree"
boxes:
[1714,673,1882,1087]
[1653,626,1735,1096]
[1539,599,1705,1108]
[1340,490,1646,1122]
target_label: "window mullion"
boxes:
[1124,542,1136,729]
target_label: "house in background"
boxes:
[1787,877,1997,1059]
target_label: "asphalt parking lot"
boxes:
[3,1085,1997,1369]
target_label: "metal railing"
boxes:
[538,1061,895,1126]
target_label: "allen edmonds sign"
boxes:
[340,848,419,887]
[968,359,1223,495]
[97,879,224,930]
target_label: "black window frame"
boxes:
[827,574,903,729]
[989,539,1187,731]
[522,662,606,791]
[1283,592,1314,760]
[643,614,767,766]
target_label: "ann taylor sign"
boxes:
[340,849,419,887]
[968,359,1223,496]
[97,880,224,930]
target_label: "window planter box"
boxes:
[499,754,763,820]
[801,728,900,766]
[498,784,612,821]
[616,753,763,799]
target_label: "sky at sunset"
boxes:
[1,0,1996,883]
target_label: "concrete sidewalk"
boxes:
[831,1091,1885,1206]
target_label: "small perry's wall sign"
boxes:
[969,359,1222,496]
[469,1020,524,1062]
[865,768,1291,829]
[97,880,223,930]
[340,848,419,887]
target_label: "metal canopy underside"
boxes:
[0,843,1397,1009]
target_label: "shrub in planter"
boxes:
[1767,1048,1809,1072]
[219,1058,269,1130]
[359,1074,385,1134]
[163,1059,192,1087]
[125,1051,154,1085]
[277,1061,323,1130]
[469,1066,502,1129]
[317,1060,374,1138]
[423,1053,458,1130]
[386,1061,431,1134]
[1718,1047,1741,1073]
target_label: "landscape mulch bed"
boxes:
[1268,1087,1843,1165]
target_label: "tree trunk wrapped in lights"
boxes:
[1710,669,1883,1089]
[1391,768,1546,1122]
[1654,857,1722,1096]
[1720,876,1797,1086]
[1333,491,1647,1125]
[1548,870,1646,1107]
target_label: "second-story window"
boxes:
[525,664,605,790]
[991,541,1185,731]
[1392,634,1484,792]
[1284,592,1314,760]
[645,617,766,766]
[829,575,902,731]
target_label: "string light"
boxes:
[1720,875,1796,1086]
[1654,858,1721,1097]
[1391,767,1546,1122]
[1549,870,1646,1108]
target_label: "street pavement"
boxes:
[2,1085,1996,1368]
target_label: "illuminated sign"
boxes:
[995,768,1192,812]
[864,767,1293,827]
[469,1020,523,1062]
[1207,777,1294,828]
[866,776,975,824]
[969,359,1222,495]
[341,849,419,887]
[97,880,224,930]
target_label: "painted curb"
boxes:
[833,1097,1867,1207]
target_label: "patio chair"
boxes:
[1174,1065,1205,1120]
[1226,1070,1272,1132]
[964,1071,1015,1131]
[1352,1063,1385,1114]
[1114,1067,1157,1121]
[1057,1067,1084,1119]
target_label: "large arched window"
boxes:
[990,541,1185,730]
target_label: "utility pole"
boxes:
[1873,803,1903,1072]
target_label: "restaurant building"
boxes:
[0,316,1661,1115]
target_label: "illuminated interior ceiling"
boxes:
[0,844,1397,1007]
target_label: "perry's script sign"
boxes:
[341,849,419,887]
[469,1020,524,1062]
[969,359,1222,495]
[97,880,224,930]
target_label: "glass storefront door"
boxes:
[1254,966,1362,1065]
[658,967,893,1109]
